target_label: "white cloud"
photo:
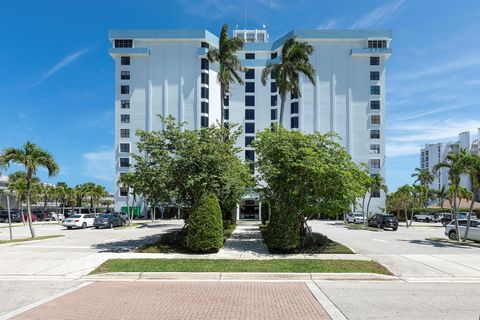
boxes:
[82,149,115,181]
[390,102,478,122]
[31,48,89,87]
[350,0,405,29]
[317,18,338,29]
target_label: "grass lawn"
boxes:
[92,258,391,275]
[136,224,236,253]
[0,235,64,244]
[259,225,353,254]
[344,223,382,232]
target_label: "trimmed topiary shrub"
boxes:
[187,193,224,253]
[265,207,300,252]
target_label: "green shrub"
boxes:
[265,208,300,252]
[223,220,231,229]
[187,193,224,253]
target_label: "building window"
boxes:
[370,100,380,110]
[120,114,130,124]
[371,115,381,125]
[119,187,128,197]
[121,100,130,109]
[370,56,380,66]
[201,58,209,70]
[370,130,380,139]
[271,95,277,106]
[271,70,277,80]
[370,159,381,169]
[201,73,209,85]
[370,85,381,95]
[245,82,255,93]
[119,158,130,168]
[245,95,255,106]
[271,82,277,93]
[245,123,255,133]
[368,40,387,49]
[291,92,299,99]
[245,150,255,162]
[201,87,209,99]
[120,143,130,153]
[370,144,380,154]
[114,39,133,48]
[291,102,299,114]
[120,129,130,138]
[245,69,255,80]
[245,109,255,120]
[201,102,209,113]
[121,71,130,80]
[245,136,254,147]
[370,71,380,81]
[121,56,130,65]
[120,85,130,94]
[245,53,255,59]
[224,108,229,120]
[271,109,277,120]
[271,52,277,59]
[201,42,210,49]
[224,95,229,106]
[291,116,299,129]
[201,116,209,128]
[371,189,381,198]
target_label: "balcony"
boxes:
[109,47,149,58]
[351,47,392,59]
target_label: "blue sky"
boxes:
[1,0,479,192]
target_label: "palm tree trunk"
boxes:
[365,195,372,229]
[453,184,460,243]
[279,95,286,127]
[362,195,367,228]
[126,190,130,226]
[220,85,225,128]
[463,195,475,241]
[404,204,409,228]
[26,192,36,238]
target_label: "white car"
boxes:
[347,213,365,224]
[445,219,480,242]
[63,214,95,229]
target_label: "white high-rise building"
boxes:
[109,28,392,219]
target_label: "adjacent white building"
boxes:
[109,28,392,219]
[420,130,480,192]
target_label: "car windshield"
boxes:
[70,215,81,218]
[354,214,363,217]
[382,215,395,218]
[99,214,110,218]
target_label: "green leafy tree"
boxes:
[186,193,223,252]
[261,38,316,126]
[433,148,473,242]
[411,167,434,187]
[207,24,244,128]
[464,155,480,241]
[435,185,448,209]
[254,126,369,246]
[0,142,59,238]
[397,185,412,227]
[118,172,137,225]
[364,175,388,227]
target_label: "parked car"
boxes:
[444,219,480,242]
[0,209,23,223]
[63,214,95,229]
[32,210,53,221]
[413,212,439,223]
[441,212,477,226]
[93,213,124,229]
[346,212,364,224]
[118,211,129,222]
[368,214,398,231]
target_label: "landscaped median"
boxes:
[91,258,392,275]
[0,234,64,244]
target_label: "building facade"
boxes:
[420,130,480,192]
[109,28,392,218]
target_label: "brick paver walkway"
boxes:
[13,281,331,320]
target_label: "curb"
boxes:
[84,272,398,282]
[307,282,347,320]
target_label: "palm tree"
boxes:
[435,185,448,209]
[364,175,388,227]
[433,148,473,242]
[464,155,480,241]
[409,184,428,226]
[0,142,59,238]
[411,167,434,187]
[261,38,316,126]
[118,173,135,226]
[207,24,245,128]
[397,185,412,227]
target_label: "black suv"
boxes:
[368,214,398,231]
[0,209,23,223]
[32,210,53,221]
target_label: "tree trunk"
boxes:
[220,85,225,128]
[463,196,475,241]
[279,95,286,127]
[409,204,415,226]
[365,195,372,229]
[125,189,130,226]
[453,185,460,243]
[404,204,409,228]
[151,205,155,223]
[362,195,367,228]
[26,192,36,238]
